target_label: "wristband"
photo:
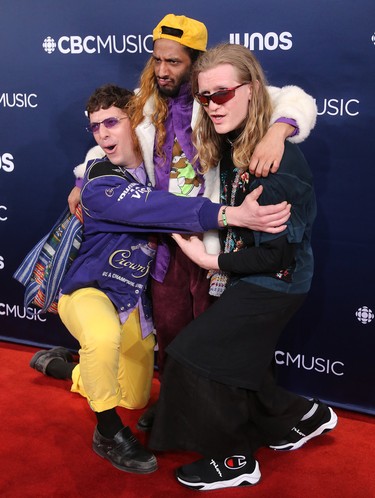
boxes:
[221,206,228,227]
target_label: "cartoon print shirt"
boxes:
[168,138,203,197]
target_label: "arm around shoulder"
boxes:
[268,85,317,143]
[73,145,105,179]
[68,145,105,214]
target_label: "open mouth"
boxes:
[104,145,116,153]
[210,114,225,123]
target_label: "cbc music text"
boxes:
[0,93,37,108]
[275,350,344,376]
[316,98,359,116]
[0,303,47,321]
[52,34,153,54]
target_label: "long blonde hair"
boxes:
[191,43,273,173]
[127,57,169,159]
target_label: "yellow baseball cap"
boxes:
[153,14,208,52]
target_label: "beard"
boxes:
[157,84,180,98]
[156,69,191,98]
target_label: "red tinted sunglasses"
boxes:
[195,83,248,107]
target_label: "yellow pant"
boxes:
[58,288,155,412]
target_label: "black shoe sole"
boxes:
[176,461,261,490]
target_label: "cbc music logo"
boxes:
[355,306,374,325]
[229,31,293,51]
[0,302,46,322]
[371,33,375,45]
[275,351,344,376]
[42,36,56,54]
[42,33,153,55]
[0,255,4,270]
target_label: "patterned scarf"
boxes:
[208,161,251,297]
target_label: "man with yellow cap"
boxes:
[153,13,208,54]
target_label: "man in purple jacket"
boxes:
[30,84,291,474]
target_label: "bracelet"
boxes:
[221,206,228,227]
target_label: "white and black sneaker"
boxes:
[269,399,338,451]
[176,455,261,491]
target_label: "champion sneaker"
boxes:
[176,455,261,491]
[269,399,338,451]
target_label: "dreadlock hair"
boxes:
[127,57,169,160]
[191,43,273,173]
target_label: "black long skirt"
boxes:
[149,281,311,457]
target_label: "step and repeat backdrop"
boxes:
[1,0,374,414]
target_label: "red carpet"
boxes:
[1,341,374,498]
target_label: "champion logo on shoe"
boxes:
[292,427,306,437]
[269,401,338,451]
[224,455,247,470]
[177,456,261,491]
[210,459,223,477]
